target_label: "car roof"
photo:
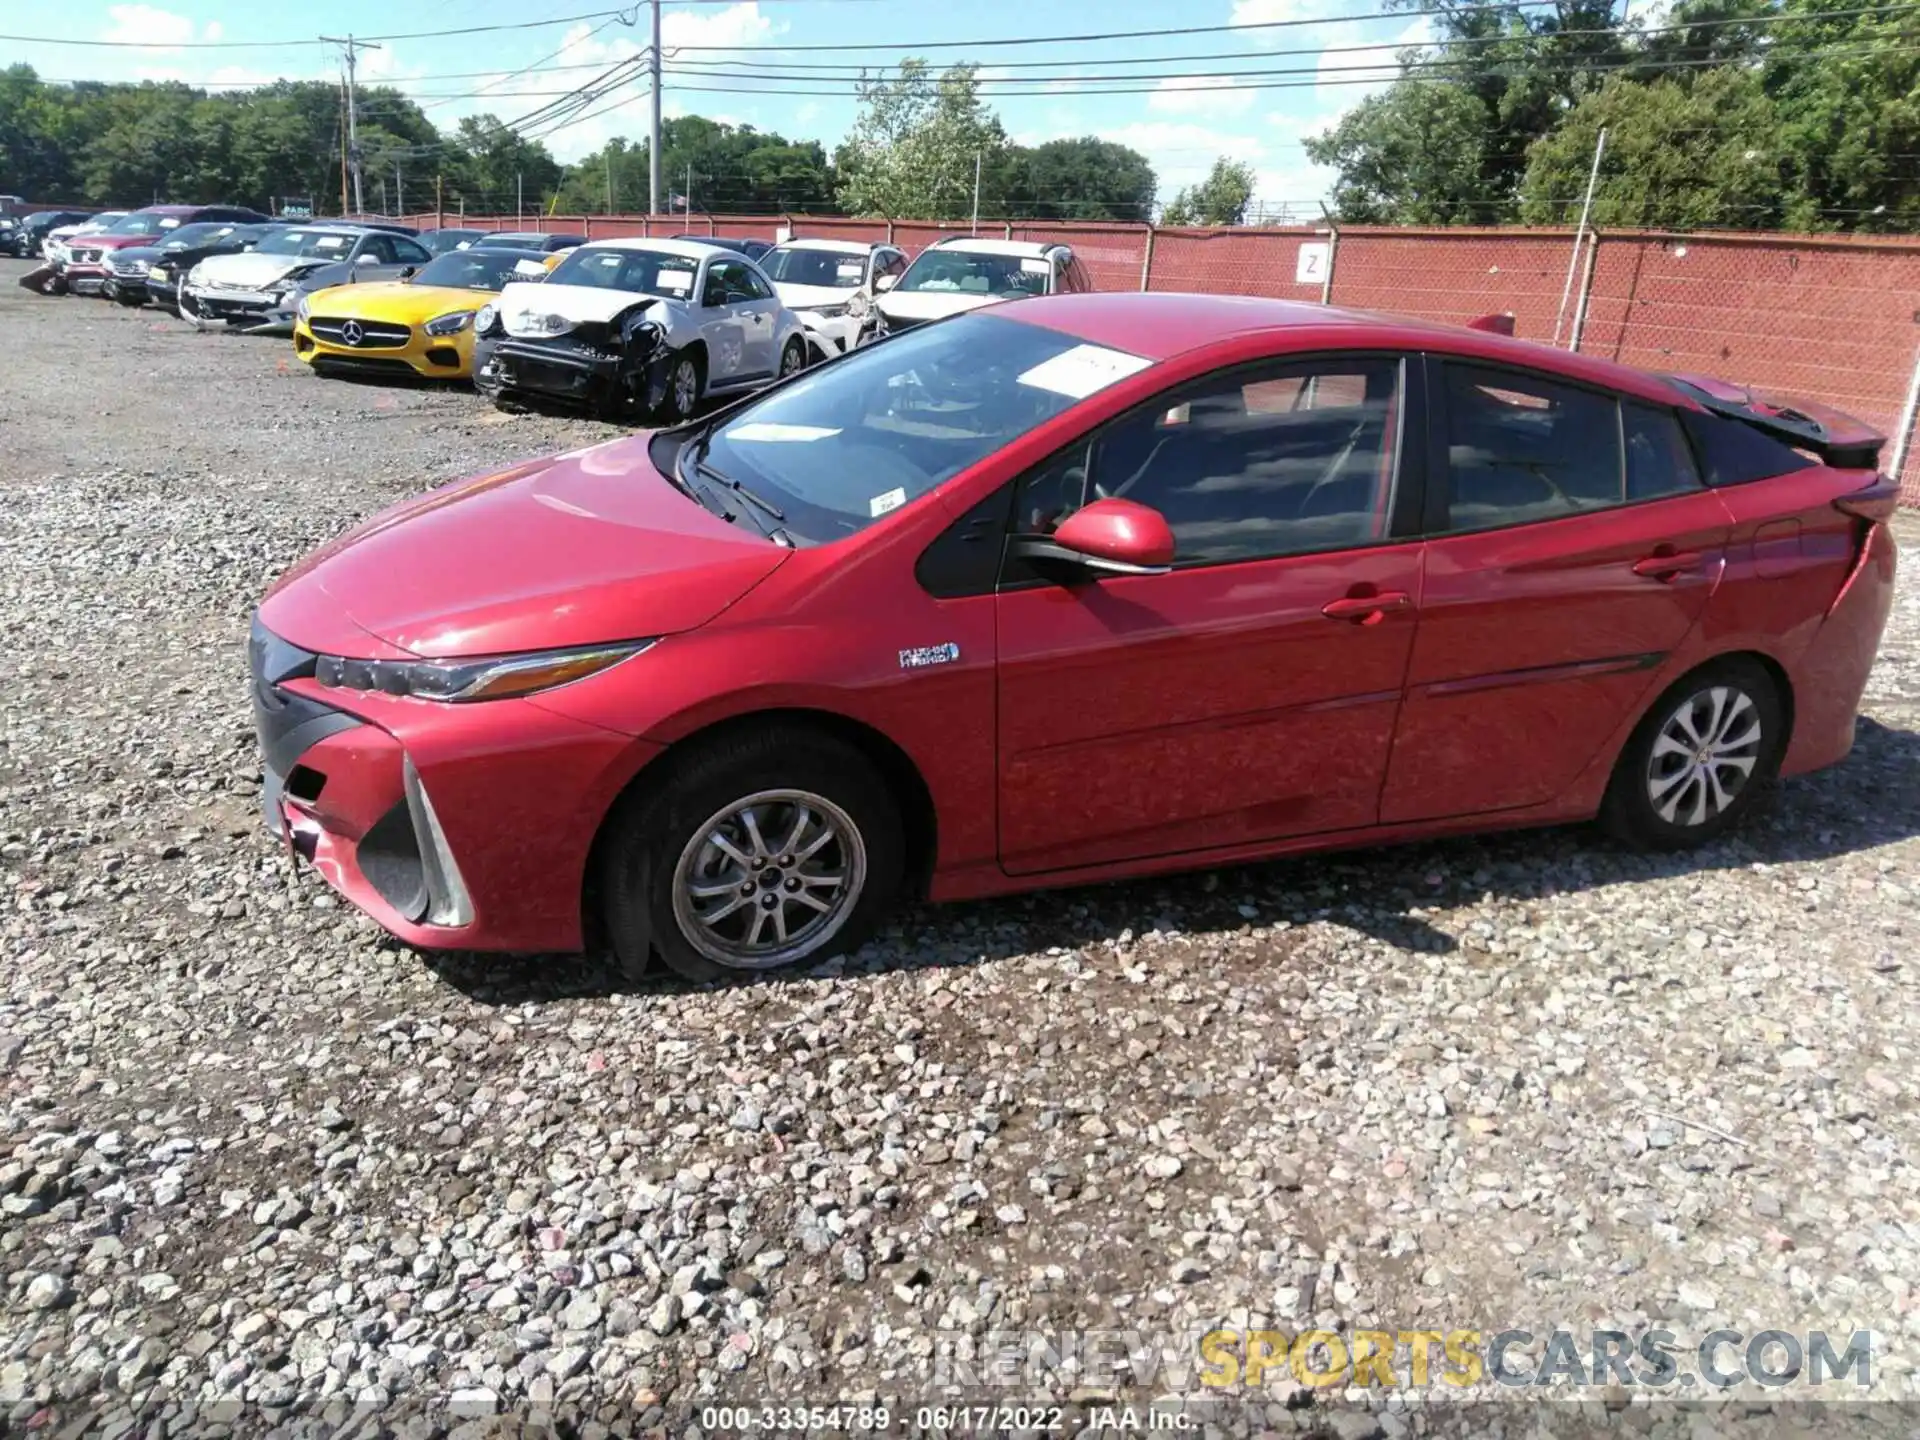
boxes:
[774,238,875,255]
[459,245,550,261]
[135,205,204,215]
[999,292,1692,407]
[924,237,1062,257]
[577,237,730,261]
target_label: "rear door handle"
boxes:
[1632,550,1704,580]
[1322,591,1412,623]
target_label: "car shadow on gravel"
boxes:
[420,717,1920,1001]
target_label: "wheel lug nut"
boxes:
[739,882,755,896]
[785,878,800,892]
[761,895,778,909]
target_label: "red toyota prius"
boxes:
[251,293,1899,981]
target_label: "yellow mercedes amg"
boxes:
[293,246,558,381]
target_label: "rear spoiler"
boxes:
[1466,312,1515,336]
[1667,373,1885,470]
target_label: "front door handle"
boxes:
[1632,550,1704,580]
[1322,590,1412,624]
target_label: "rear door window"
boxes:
[1624,403,1704,500]
[1440,363,1623,531]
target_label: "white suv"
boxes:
[872,237,1090,336]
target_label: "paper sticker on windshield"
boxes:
[728,422,840,443]
[314,235,348,250]
[836,261,865,279]
[513,259,549,277]
[1017,344,1152,400]
[657,269,693,293]
[869,486,908,517]
[1020,257,1053,275]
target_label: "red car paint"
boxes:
[252,293,1899,955]
[62,205,262,289]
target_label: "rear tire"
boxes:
[1600,658,1784,850]
[600,726,904,984]
[779,336,806,377]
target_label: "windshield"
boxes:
[412,249,548,290]
[109,213,185,237]
[255,229,358,258]
[897,249,1052,300]
[761,247,865,289]
[159,222,229,250]
[698,313,1151,545]
[546,246,699,299]
[422,229,486,254]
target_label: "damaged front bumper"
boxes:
[248,615,656,954]
[182,283,299,333]
[487,332,671,414]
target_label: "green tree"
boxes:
[836,61,1013,220]
[1519,69,1791,229]
[441,114,564,215]
[1009,137,1157,221]
[1307,84,1503,224]
[1160,156,1256,226]
[553,119,834,216]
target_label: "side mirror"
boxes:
[355,252,380,266]
[875,273,897,293]
[1011,498,1175,579]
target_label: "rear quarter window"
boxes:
[1680,408,1817,487]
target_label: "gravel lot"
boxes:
[3,258,1919,1437]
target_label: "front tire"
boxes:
[1601,658,1784,850]
[779,336,807,377]
[600,727,904,983]
[654,350,702,424]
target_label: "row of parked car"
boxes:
[22,202,1096,422]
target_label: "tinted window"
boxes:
[361,233,397,264]
[411,249,550,290]
[392,237,432,265]
[699,313,1149,545]
[255,228,357,259]
[740,265,773,301]
[1442,364,1622,531]
[1624,403,1703,500]
[1021,358,1402,566]
[1679,408,1817,487]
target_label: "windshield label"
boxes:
[1017,343,1153,401]
[729,422,841,443]
[899,642,961,670]
[869,486,908,517]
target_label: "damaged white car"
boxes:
[181,224,431,334]
[758,239,908,362]
[477,238,808,421]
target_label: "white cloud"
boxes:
[102,4,197,48]
[794,101,821,125]
[661,2,777,51]
[1148,76,1258,118]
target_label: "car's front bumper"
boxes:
[488,336,669,410]
[183,283,298,332]
[293,318,474,379]
[796,311,874,359]
[249,615,656,953]
[65,262,110,294]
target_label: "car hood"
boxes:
[88,232,161,253]
[113,245,164,264]
[304,281,496,323]
[258,435,787,659]
[495,280,667,336]
[192,250,322,287]
[775,281,861,310]
[877,289,1004,323]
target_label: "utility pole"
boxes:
[971,151,982,236]
[320,34,381,216]
[517,172,524,225]
[395,159,403,216]
[649,0,663,216]
[607,148,615,213]
[1552,125,1607,348]
[435,172,443,229]
[337,82,350,216]
[686,162,693,220]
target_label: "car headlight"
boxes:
[511,310,574,338]
[474,303,499,335]
[425,310,475,337]
[804,302,850,319]
[312,640,652,703]
[296,292,312,321]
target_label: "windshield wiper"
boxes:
[694,452,786,523]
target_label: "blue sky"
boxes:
[20,0,1435,217]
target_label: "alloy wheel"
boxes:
[1645,684,1764,827]
[670,788,867,969]
[780,340,804,376]
[673,358,699,416]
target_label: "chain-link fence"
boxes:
[403,210,1920,501]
